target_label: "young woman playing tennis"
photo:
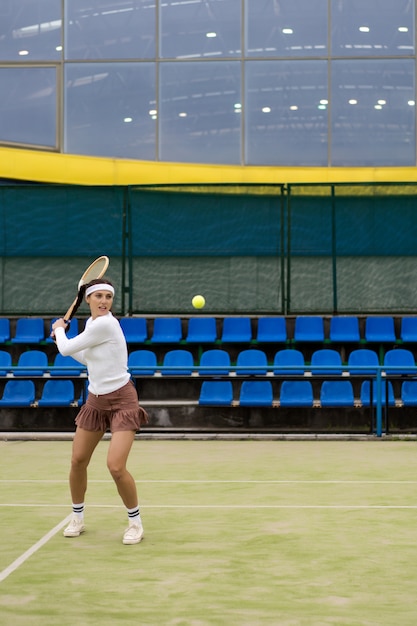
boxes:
[52,278,148,545]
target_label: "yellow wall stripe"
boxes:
[1,146,417,186]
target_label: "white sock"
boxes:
[72,503,85,520]
[127,506,141,526]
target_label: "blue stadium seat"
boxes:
[273,349,305,375]
[239,381,273,406]
[11,318,45,343]
[15,350,48,376]
[279,381,314,407]
[0,350,12,376]
[199,381,233,406]
[365,316,396,343]
[128,350,158,376]
[401,381,417,406]
[50,353,85,377]
[360,380,395,407]
[320,381,355,407]
[0,380,35,407]
[329,317,360,343]
[150,318,182,343]
[293,316,324,342]
[221,317,252,343]
[199,349,231,375]
[119,317,147,343]
[400,317,417,343]
[256,317,287,343]
[310,349,343,375]
[162,349,194,375]
[186,317,217,343]
[383,349,416,375]
[0,318,10,343]
[236,349,268,375]
[37,380,76,407]
[347,349,379,375]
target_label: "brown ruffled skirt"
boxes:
[75,381,148,433]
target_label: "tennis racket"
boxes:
[64,255,109,322]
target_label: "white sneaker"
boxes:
[123,523,144,545]
[63,516,85,537]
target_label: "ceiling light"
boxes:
[262,107,271,113]
[359,26,370,33]
[282,28,293,34]
[320,99,328,105]
[123,117,133,123]
[179,112,187,117]
[348,99,358,105]
[374,105,382,110]
[149,109,157,116]
[398,27,409,33]
[206,32,217,38]
[377,100,386,105]
[18,50,29,56]
[408,100,415,106]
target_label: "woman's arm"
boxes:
[53,317,110,357]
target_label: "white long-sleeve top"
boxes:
[54,312,130,395]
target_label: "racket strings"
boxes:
[81,258,109,284]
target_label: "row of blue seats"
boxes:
[0,379,83,407]
[102,315,417,344]
[199,379,412,407]
[1,347,416,377]
[0,351,85,376]
[0,378,408,409]
[0,315,415,345]
[127,347,417,376]
[0,317,80,344]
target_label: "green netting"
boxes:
[0,185,124,257]
[0,181,417,314]
[129,188,282,256]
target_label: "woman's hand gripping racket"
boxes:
[51,256,109,339]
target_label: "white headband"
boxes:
[85,283,115,297]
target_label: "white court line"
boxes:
[0,503,416,509]
[1,500,414,583]
[1,479,417,484]
[0,514,71,584]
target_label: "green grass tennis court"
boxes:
[0,438,417,626]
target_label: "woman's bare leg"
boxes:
[69,427,104,504]
[107,430,137,508]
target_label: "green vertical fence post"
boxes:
[286,185,291,315]
[280,185,286,315]
[331,184,338,313]
[121,186,133,316]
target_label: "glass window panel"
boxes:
[64,63,156,159]
[245,0,328,58]
[0,67,57,148]
[331,59,415,166]
[160,0,241,59]
[245,60,328,166]
[65,0,155,60]
[332,0,414,57]
[159,61,241,164]
[0,0,62,61]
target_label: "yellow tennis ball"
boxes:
[192,295,205,309]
